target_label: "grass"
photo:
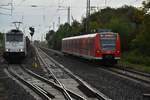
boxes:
[118,61,150,73]
[119,51,150,73]
[0,48,3,56]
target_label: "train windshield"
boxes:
[100,33,116,51]
[6,34,23,42]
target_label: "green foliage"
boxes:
[88,6,141,51]
[46,21,82,50]
[142,0,150,12]
[0,32,4,48]
[90,21,100,31]
[105,17,134,51]
[122,50,150,66]
[132,14,150,55]
[71,21,82,35]
[46,30,56,48]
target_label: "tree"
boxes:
[131,0,150,55]
[106,17,134,51]
[46,30,55,41]
[132,14,150,55]
[70,20,82,35]
[46,30,55,48]
[0,32,4,48]
[143,0,150,13]
[0,32,3,40]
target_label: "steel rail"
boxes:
[22,65,86,100]
[114,65,150,77]
[107,67,150,86]
[6,66,52,100]
[36,47,73,100]
[35,47,86,100]
[38,47,111,100]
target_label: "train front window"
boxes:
[101,34,116,51]
[6,34,23,42]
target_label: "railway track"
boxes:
[106,67,150,86]
[0,65,8,100]
[99,66,150,99]
[41,47,150,88]
[5,65,74,100]
[36,47,111,100]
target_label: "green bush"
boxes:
[0,32,3,48]
[122,50,150,66]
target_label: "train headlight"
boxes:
[19,49,23,52]
[116,50,120,54]
[96,50,101,55]
[96,50,100,53]
[6,49,9,51]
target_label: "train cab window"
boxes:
[6,34,23,42]
[101,34,116,51]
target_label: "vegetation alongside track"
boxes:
[119,51,150,73]
[0,32,3,58]
[0,32,3,49]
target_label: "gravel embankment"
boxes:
[0,63,8,100]
[22,45,46,78]
[42,48,150,100]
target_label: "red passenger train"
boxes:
[62,32,121,64]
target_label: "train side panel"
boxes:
[62,34,98,60]
[95,34,102,59]
[115,33,121,59]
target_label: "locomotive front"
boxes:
[3,29,27,62]
[99,32,121,64]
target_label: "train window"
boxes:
[6,34,23,42]
[101,34,116,51]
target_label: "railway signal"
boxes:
[29,27,35,41]
[29,27,35,36]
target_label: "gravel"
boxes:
[22,45,47,78]
[42,48,150,100]
[0,64,8,100]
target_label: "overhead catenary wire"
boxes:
[48,0,71,30]
[17,0,27,6]
[0,6,11,10]
[0,12,11,15]
[0,0,13,16]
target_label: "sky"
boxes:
[0,0,144,40]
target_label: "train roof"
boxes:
[63,33,97,40]
[62,32,117,40]
[99,32,117,34]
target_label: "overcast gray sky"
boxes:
[0,0,144,40]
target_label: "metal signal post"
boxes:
[58,6,71,25]
[86,0,90,33]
